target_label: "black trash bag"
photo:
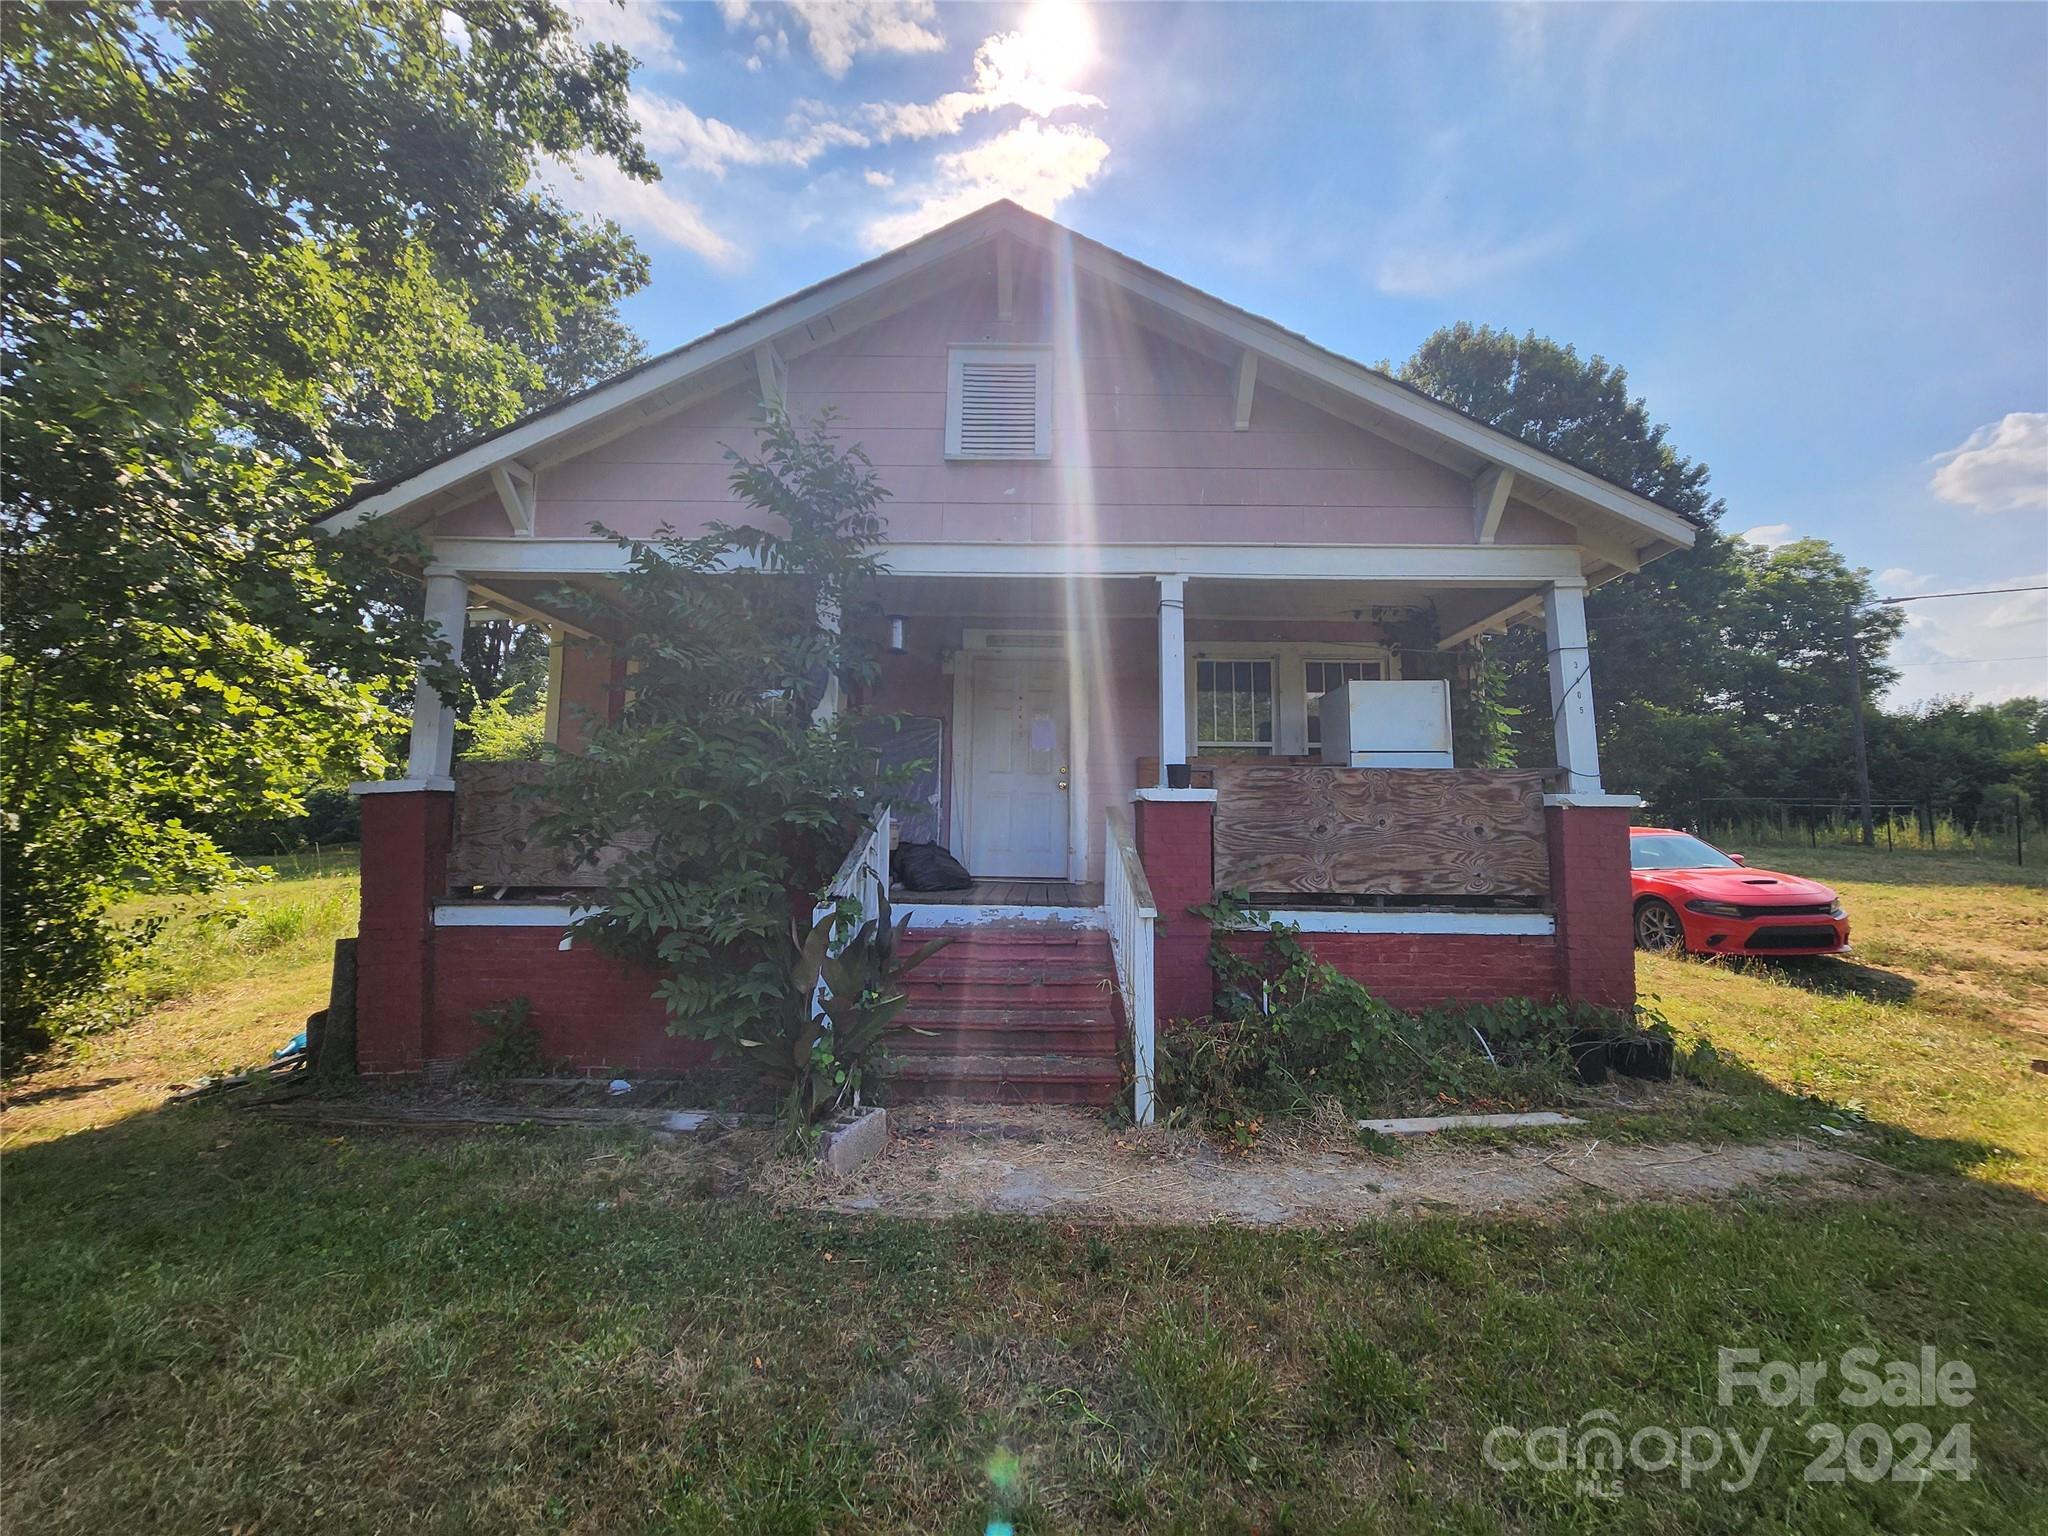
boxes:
[892,841,974,892]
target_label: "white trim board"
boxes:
[429,537,1594,585]
[433,903,593,927]
[903,905,1108,930]
[1241,911,1556,936]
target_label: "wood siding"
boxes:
[1210,764,1550,898]
[432,262,1576,548]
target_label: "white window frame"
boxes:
[945,344,1052,461]
[1184,641,1397,757]
[1191,655,1279,756]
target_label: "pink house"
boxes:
[322,202,1696,1119]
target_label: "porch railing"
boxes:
[810,807,892,1052]
[817,805,892,950]
[1104,805,1158,1125]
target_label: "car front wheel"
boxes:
[1634,898,1687,955]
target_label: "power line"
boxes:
[1875,584,2048,605]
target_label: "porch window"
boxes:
[1304,658,1385,749]
[1195,659,1275,754]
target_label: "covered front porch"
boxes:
[353,542,1639,1121]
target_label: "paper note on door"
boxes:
[1029,714,1056,753]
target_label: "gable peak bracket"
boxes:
[995,235,1015,322]
[1233,350,1259,432]
[754,341,789,416]
[1473,465,1514,544]
[488,459,537,538]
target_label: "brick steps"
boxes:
[886,923,1121,1105]
[884,1052,1123,1107]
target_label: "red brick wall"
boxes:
[1546,804,1636,1010]
[426,928,712,1074]
[1219,931,1561,1011]
[1129,790,1636,1025]
[1133,795,1216,1025]
[355,789,454,1074]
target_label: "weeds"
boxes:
[1159,893,1663,1136]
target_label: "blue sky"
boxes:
[539,1,2048,707]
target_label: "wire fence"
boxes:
[1682,795,2036,867]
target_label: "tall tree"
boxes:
[1,0,656,1062]
[1395,324,1899,812]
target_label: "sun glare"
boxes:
[1017,0,1097,89]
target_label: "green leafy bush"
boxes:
[467,997,547,1080]
[742,892,948,1142]
[538,411,929,1129]
[460,692,548,762]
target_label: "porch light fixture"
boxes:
[887,615,907,653]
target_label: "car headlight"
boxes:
[1829,904,1846,920]
[1684,899,1744,917]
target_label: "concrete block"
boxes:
[817,1107,888,1176]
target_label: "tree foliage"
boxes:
[1,1,655,1063]
[1392,324,1974,817]
[538,412,908,1072]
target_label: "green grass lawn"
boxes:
[4,847,2045,1533]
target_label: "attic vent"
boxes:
[947,345,1051,460]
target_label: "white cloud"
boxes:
[1875,567,1935,596]
[538,153,740,267]
[863,168,894,187]
[864,27,1103,141]
[563,1,684,70]
[1368,128,1571,299]
[1739,523,1798,550]
[439,8,470,51]
[863,118,1108,248]
[1929,412,2048,516]
[631,90,868,178]
[719,1,944,77]
[1374,227,1573,300]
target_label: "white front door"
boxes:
[966,656,1069,879]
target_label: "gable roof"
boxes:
[319,201,1698,559]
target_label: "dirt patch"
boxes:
[778,1104,1881,1227]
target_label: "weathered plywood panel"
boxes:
[1211,765,1549,898]
[446,762,650,890]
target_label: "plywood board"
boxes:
[1211,764,1549,897]
[445,762,650,890]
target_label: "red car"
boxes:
[1629,828,1849,957]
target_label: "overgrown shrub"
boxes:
[460,692,547,762]
[538,411,925,1135]
[468,996,547,1079]
[745,892,947,1141]
[1158,893,1662,1135]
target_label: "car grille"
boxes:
[1745,925,1841,950]
[1733,901,1835,918]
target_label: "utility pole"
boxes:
[1844,600,1876,847]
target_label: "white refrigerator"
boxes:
[1317,679,1456,769]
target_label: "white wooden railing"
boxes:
[1104,805,1159,1124]
[817,805,892,952]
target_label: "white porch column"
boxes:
[1157,574,1187,782]
[814,592,841,725]
[1544,577,1602,793]
[407,565,470,781]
